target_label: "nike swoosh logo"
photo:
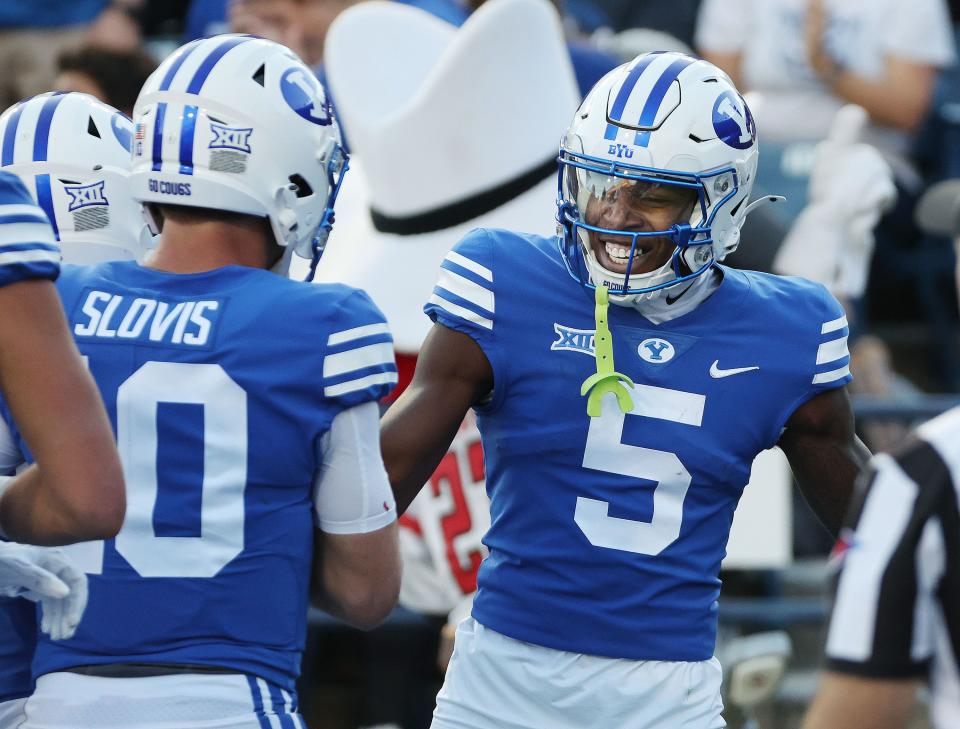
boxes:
[710,360,760,378]
[665,282,695,305]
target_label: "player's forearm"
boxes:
[311,524,401,630]
[802,673,918,729]
[789,435,871,536]
[0,463,123,545]
[381,392,463,515]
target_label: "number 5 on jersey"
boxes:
[575,384,705,556]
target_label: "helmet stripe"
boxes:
[159,38,204,91]
[631,56,694,146]
[152,102,167,172]
[185,36,254,94]
[179,104,198,175]
[34,173,59,240]
[603,52,661,141]
[32,92,67,163]
[1,102,24,166]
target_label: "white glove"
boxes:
[774,104,897,298]
[0,542,88,640]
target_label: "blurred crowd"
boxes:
[2,1,960,727]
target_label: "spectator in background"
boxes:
[464,0,618,96]
[695,0,955,189]
[53,46,157,116]
[0,0,142,110]
[212,0,469,65]
[589,0,702,49]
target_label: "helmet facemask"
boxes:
[558,146,741,303]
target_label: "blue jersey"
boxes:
[0,260,396,691]
[0,171,59,288]
[424,229,852,662]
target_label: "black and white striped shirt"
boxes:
[826,406,960,728]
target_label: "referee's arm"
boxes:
[803,440,950,729]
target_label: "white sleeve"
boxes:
[312,400,397,534]
[882,0,956,67]
[694,0,751,54]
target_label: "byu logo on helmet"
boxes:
[209,123,253,153]
[607,143,634,159]
[63,181,108,212]
[280,68,332,126]
[638,338,675,363]
[713,91,755,150]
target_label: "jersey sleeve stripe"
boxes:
[427,291,493,330]
[0,248,60,268]
[0,222,57,247]
[827,455,919,662]
[436,267,494,313]
[0,242,59,255]
[0,212,53,227]
[822,315,848,334]
[327,322,391,347]
[323,342,395,379]
[446,250,492,282]
[812,364,850,385]
[817,335,850,365]
[324,371,398,398]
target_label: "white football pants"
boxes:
[19,671,305,729]
[0,697,26,729]
[431,617,726,729]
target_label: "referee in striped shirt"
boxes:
[803,180,960,729]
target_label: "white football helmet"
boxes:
[131,35,348,278]
[0,92,151,264]
[558,52,761,300]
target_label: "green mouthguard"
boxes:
[580,284,634,417]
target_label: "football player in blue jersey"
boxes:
[0,90,153,727]
[0,165,124,553]
[0,37,401,729]
[0,163,125,727]
[382,51,872,728]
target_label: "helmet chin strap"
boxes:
[270,243,296,277]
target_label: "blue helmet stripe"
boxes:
[179,104,198,175]
[185,36,253,95]
[1,103,24,166]
[158,39,203,91]
[603,52,662,141]
[34,173,59,240]
[152,102,167,172]
[633,57,694,146]
[32,92,67,162]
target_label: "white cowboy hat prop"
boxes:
[306,0,579,352]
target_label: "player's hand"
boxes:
[0,543,88,640]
